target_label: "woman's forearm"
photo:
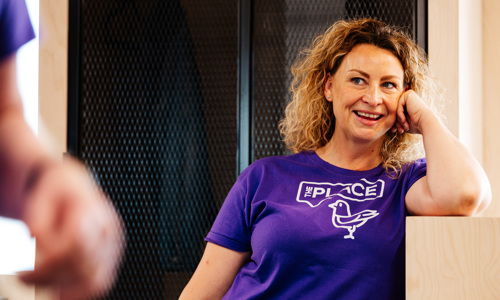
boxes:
[419,110,491,215]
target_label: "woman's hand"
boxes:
[391,89,432,135]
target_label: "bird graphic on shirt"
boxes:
[328,199,379,239]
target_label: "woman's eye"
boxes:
[351,77,365,85]
[382,82,396,89]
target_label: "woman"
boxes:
[180,19,491,299]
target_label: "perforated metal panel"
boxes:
[252,0,419,161]
[69,0,423,298]
[74,0,237,298]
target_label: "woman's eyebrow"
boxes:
[348,69,370,77]
[380,75,403,82]
[348,69,403,82]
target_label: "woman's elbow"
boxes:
[451,184,491,216]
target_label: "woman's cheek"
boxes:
[386,100,399,126]
[389,96,400,115]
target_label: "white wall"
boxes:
[482,0,500,216]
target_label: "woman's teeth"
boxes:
[356,111,381,119]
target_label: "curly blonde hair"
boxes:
[279,18,443,174]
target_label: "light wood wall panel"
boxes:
[428,0,459,137]
[406,217,500,299]
[38,0,68,157]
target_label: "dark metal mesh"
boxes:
[78,0,237,298]
[252,0,416,161]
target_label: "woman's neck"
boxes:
[315,134,383,171]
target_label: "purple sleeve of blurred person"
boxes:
[0,0,35,60]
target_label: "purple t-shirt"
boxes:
[206,151,426,299]
[0,0,35,60]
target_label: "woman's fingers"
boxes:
[397,94,408,125]
[395,89,428,134]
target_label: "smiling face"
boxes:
[324,43,404,146]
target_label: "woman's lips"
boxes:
[354,111,382,125]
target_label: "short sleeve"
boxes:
[0,0,35,60]
[205,174,252,252]
[404,158,427,190]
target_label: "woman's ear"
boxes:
[324,73,333,102]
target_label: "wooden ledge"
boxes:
[406,216,500,299]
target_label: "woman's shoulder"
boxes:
[246,151,313,169]
[239,151,314,178]
[396,157,427,187]
[402,157,427,173]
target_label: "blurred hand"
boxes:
[19,157,124,300]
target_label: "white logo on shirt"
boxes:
[328,200,379,239]
[296,179,384,207]
[296,179,384,239]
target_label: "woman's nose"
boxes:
[362,86,382,106]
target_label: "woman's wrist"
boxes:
[416,108,443,136]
